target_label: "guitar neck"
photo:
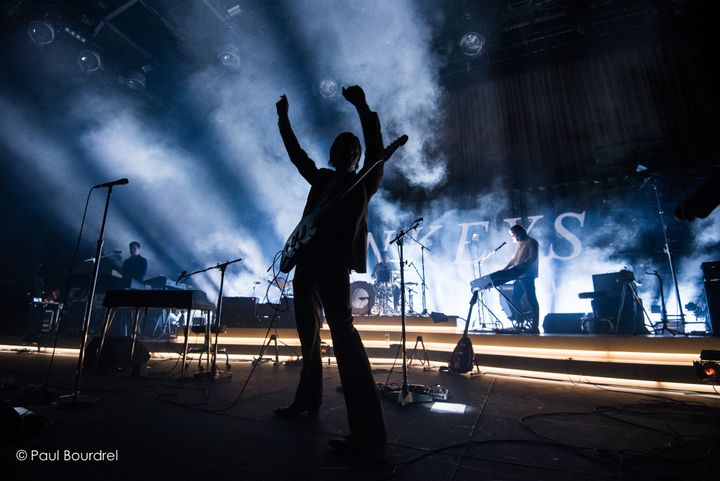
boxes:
[338,134,408,202]
[462,290,479,337]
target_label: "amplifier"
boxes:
[702,261,720,281]
[221,297,257,327]
[702,261,720,336]
[542,313,584,334]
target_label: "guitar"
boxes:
[448,290,479,374]
[279,134,408,273]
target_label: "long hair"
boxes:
[510,224,528,241]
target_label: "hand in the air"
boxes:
[342,85,366,107]
[276,95,288,116]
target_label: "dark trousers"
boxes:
[292,254,386,443]
[512,277,540,333]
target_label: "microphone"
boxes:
[411,217,423,230]
[93,178,129,189]
[493,241,507,252]
[176,271,187,283]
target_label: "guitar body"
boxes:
[279,135,408,273]
[448,337,474,374]
[279,210,320,273]
[447,290,479,374]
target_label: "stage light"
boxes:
[64,26,87,43]
[635,164,648,173]
[77,50,101,73]
[431,402,466,414]
[459,32,485,57]
[319,79,338,98]
[218,45,240,67]
[27,20,55,45]
[117,71,146,91]
[693,350,720,383]
[227,5,242,17]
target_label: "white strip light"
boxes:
[171,336,698,365]
[431,402,467,414]
[2,344,714,394]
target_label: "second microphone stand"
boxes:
[650,179,686,333]
[475,242,507,331]
[407,236,430,315]
[390,218,431,406]
[178,258,242,381]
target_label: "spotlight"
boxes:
[77,50,101,73]
[64,26,85,42]
[217,45,240,67]
[459,32,485,57]
[693,350,720,383]
[117,71,146,91]
[319,79,337,98]
[27,20,55,45]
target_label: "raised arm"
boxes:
[342,86,384,195]
[277,95,319,184]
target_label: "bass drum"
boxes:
[350,281,375,316]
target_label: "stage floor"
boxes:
[1,348,719,481]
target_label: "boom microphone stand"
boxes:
[645,269,683,335]
[390,217,430,406]
[649,178,686,332]
[179,258,242,381]
[475,242,507,330]
[58,178,128,407]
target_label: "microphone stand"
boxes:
[389,219,430,406]
[475,242,506,331]
[407,236,430,316]
[179,258,242,381]
[58,186,118,407]
[649,179,686,333]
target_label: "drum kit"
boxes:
[350,277,419,316]
[264,267,421,317]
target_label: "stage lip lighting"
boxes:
[27,20,55,45]
[77,50,102,73]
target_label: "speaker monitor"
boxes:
[703,261,720,336]
[220,297,257,327]
[543,313,584,334]
[84,336,150,373]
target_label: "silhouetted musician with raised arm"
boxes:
[503,224,540,334]
[274,86,387,460]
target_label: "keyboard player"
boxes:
[503,224,540,334]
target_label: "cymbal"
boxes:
[405,282,418,285]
